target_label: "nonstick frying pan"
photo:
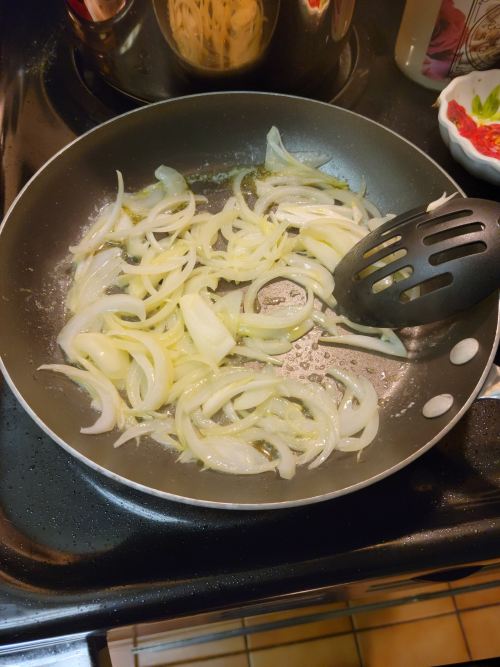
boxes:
[0,92,498,509]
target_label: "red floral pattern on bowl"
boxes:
[438,69,500,185]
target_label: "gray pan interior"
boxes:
[0,92,498,509]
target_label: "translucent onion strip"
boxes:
[41,127,410,480]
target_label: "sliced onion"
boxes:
[113,418,176,448]
[70,171,124,256]
[180,293,236,365]
[320,333,407,357]
[58,294,146,361]
[108,330,173,411]
[154,165,188,196]
[239,288,314,332]
[39,363,122,434]
[42,128,409,479]
[74,333,130,380]
[67,247,123,312]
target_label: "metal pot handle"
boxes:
[478,363,500,400]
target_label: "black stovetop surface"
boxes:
[0,0,499,646]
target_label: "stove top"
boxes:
[0,0,499,647]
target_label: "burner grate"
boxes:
[42,25,370,137]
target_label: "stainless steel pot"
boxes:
[65,0,356,101]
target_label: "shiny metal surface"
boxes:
[0,633,110,667]
[0,92,498,510]
[64,0,356,101]
[67,0,128,23]
[67,0,126,21]
[479,363,500,399]
[133,573,500,654]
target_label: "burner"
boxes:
[42,24,370,137]
[73,48,143,112]
[43,38,140,135]
[326,24,371,107]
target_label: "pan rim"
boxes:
[1,91,498,510]
[0,91,468,233]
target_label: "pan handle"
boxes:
[477,364,500,400]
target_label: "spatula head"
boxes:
[333,197,500,328]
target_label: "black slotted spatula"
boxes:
[333,197,500,328]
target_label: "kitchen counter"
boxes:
[0,0,499,651]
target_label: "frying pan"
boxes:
[0,92,498,509]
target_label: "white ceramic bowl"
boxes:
[438,69,500,186]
